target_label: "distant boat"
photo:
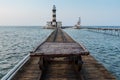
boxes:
[73,17,81,29]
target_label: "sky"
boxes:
[0,0,120,26]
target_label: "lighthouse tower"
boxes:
[46,5,62,29]
[52,5,57,27]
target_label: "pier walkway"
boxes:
[11,28,115,80]
[84,27,120,36]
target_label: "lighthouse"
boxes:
[52,5,57,27]
[46,5,62,29]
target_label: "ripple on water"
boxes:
[0,27,53,79]
[64,28,120,80]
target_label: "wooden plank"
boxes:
[31,42,89,57]
[12,57,42,80]
[30,53,89,57]
[81,55,116,80]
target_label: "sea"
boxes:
[0,26,120,80]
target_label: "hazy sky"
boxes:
[0,0,120,26]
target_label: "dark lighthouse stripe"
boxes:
[52,5,56,27]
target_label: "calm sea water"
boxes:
[64,28,120,80]
[0,26,53,79]
[0,26,120,80]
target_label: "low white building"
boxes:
[46,21,62,28]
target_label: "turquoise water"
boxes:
[0,26,120,79]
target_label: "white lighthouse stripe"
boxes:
[53,17,56,20]
[53,13,56,15]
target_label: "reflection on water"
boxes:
[64,28,120,80]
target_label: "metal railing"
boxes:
[87,28,120,36]
[1,54,30,80]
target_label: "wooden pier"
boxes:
[3,28,116,80]
[84,27,120,36]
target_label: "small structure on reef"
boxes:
[45,5,62,29]
[73,17,81,29]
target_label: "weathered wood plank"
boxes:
[31,42,89,57]
[12,57,42,80]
